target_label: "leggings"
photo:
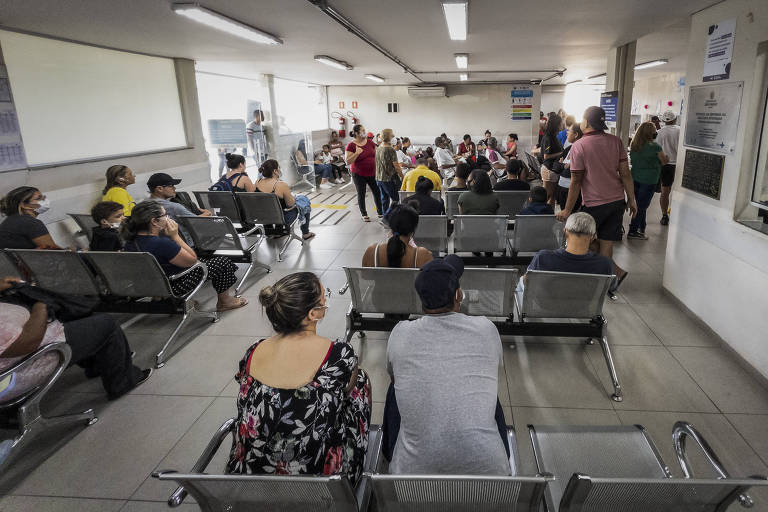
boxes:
[352,173,383,217]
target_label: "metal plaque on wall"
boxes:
[683,81,743,154]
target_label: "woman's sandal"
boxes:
[302,232,316,240]
[361,215,371,222]
[217,297,248,312]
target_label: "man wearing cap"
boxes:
[656,111,680,225]
[383,255,511,475]
[557,106,637,293]
[147,173,211,243]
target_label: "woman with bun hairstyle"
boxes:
[216,153,257,192]
[405,176,445,216]
[227,272,371,484]
[255,159,315,240]
[121,200,246,311]
[102,164,137,216]
[363,203,433,268]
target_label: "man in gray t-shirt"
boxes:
[386,255,510,475]
[147,172,211,246]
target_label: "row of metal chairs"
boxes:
[152,416,766,511]
[399,189,531,220]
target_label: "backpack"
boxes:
[209,172,245,192]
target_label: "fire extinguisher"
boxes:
[331,111,346,137]
[347,111,359,125]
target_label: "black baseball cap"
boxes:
[414,254,464,310]
[147,172,182,189]
[584,106,608,131]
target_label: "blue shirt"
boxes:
[527,248,613,275]
[124,235,185,276]
[518,203,554,215]
[557,129,568,146]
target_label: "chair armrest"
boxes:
[168,261,207,282]
[338,282,349,295]
[241,224,265,239]
[0,342,71,417]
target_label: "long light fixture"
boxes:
[441,1,468,40]
[365,74,385,83]
[566,79,582,85]
[459,73,468,81]
[455,53,468,69]
[587,72,607,80]
[171,3,282,45]
[314,55,353,71]
[634,58,668,70]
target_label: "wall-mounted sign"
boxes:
[600,90,619,125]
[510,86,533,120]
[703,18,736,82]
[207,119,247,147]
[338,101,345,109]
[681,149,725,200]
[0,63,28,172]
[683,81,743,154]
[351,101,358,109]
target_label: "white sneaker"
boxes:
[319,183,333,189]
[334,178,345,184]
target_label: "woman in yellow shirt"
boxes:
[102,165,136,216]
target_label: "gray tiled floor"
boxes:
[3,191,768,511]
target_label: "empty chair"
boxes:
[236,192,304,261]
[412,215,448,253]
[177,215,270,296]
[461,267,520,319]
[453,215,508,253]
[193,191,247,228]
[398,189,441,203]
[508,215,564,254]
[0,251,21,279]
[496,190,530,220]
[8,249,101,296]
[444,190,462,219]
[68,213,99,243]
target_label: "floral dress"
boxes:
[227,339,371,486]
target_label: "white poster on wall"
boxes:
[683,82,743,154]
[0,64,28,172]
[702,18,736,82]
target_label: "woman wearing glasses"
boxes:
[227,272,371,486]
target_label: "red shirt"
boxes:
[568,131,627,207]
[346,140,377,177]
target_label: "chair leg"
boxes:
[155,312,190,368]
[599,336,623,402]
[235,262,254,297]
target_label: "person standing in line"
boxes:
[376,129,404,217]
[556,123,583,211]
[346,124,383,222]
[558,115,575,146]
[393,138,414,172]
[650,115,661,131]
[246,109,268,166]
[656,111,680,225]
[539,115,564,206]
[557,106,637,294]
[628,122,668,240]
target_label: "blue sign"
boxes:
[600,91,619,123]
[510,89,533,98]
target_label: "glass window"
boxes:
[274,78,328,133]
[751,80,768,210]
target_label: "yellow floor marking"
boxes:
[311,203,348,209]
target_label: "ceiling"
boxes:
[0,0,706,85]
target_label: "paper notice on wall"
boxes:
[0,62,28,171]
[702,18,736,82]
[510,86,533,120]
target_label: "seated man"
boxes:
[90,201,125,252]
[434,136,457,177]
[400,158,443,192]
[493,160,530,191]
[518,186,554,215]
[147,172,211,244]
[384,255,511,475]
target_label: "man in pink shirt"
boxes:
[556,106,637,292]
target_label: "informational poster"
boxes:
[703,18,736,82]
[684,82,743,154]
[0,63,28,172]
[207,119,247,147]
[600,91,619,125]
[510,86,533,120]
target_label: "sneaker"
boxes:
[319,183,333,189]
[334,178,345,184]
[135,368,153,388]
[626,231,648,240]
[660,214,669,226]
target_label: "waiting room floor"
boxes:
[2,189,768,511]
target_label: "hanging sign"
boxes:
[600,91,619,125]
[509,86,533,120]
[683,82,743,154]
[703,18,736,82]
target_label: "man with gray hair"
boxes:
[525,212,613,275]
[434,135,457,176]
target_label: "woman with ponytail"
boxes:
[102,164,136,216]
[255,159,315,240]
[211,153,256,192]
[362,203,432,268]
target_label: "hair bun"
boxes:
[225,153,233,159]
[259,285,278,307]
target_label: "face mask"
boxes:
[35,198,51,215]
[109,222,121,229]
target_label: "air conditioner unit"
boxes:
[407,86,446,98]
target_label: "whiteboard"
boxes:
[0,30,187,166]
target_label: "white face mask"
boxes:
[109,222,121,229]
[35,198,51,215]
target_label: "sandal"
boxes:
[361,215,371,222]
[302,232,316,240]
[217,297,248,312]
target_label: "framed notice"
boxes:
[684,82,743,154]
[681,149,725,200]
[703,18,736,82]
[207,119,247,147]
[600,90,619,125]
[510,86,533,120]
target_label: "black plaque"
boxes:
[681,149,725,200]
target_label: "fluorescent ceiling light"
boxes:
[459,73,468,81]
[365,74,385,83]
[566,79,582,85]
[634,58,668,70]
[171,3,282,45]
[587,72,606,80]
[455,53,468,69]
[442,1,468,40]
[314,55,353,71]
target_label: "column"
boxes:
[605,41,636,144]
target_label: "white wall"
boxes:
[664,0,768,377]
[632,72,685,119]
[541,87,564,115]
[327,84,541,153]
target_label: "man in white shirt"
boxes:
[656,110,680,226]
[394,138,414,172]
[434,136,457,178]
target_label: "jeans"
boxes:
[629,181,656,233]
[377,179,400,216]
[284,207,310,235]
[352,173,382,217]
[63,313,144,399]
[315,163,333,179]
[381,382,510,462]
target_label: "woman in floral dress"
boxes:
[227,272,371,485]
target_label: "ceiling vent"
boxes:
[407,86,446,98]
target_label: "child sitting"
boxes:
[90,201,124,251]
[519,186,555,215]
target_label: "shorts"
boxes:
[659,164,676,188]
[540,165,560,183]
[581,199,626,242]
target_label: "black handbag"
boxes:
[1,283,98,322]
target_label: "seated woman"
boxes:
[448,162,471,190]
[458,170,499,215]
[0,187,62,250]
[212,153,257,192]
[405,176,445,216]
[0,277,150,401]
[227,272,371,485]
[121,201,247,311]
[363,204,433,268]
[255,159,315,240]
[90,201,125,252]
[102,165,136,216]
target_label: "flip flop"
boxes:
[362,215,371,222]
[302,232,316,240]
[217,298,248,312]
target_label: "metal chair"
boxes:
[83,252,217,368]
[154,419,383,512]
[398,190,441,203]
[444,190,463,219]
[8,249,102,296]
[193,191,248,229]
[453,215,508,253]
[508,215,564,254]
[68,213,99,242]
[460,267,520,319]
[413,215,449,253]
[0,342,97,473]
[496,191,531,221]
[0,250,22,279]
[236,192,304,261]
[177,216,270,296]
[529,423,766,511]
